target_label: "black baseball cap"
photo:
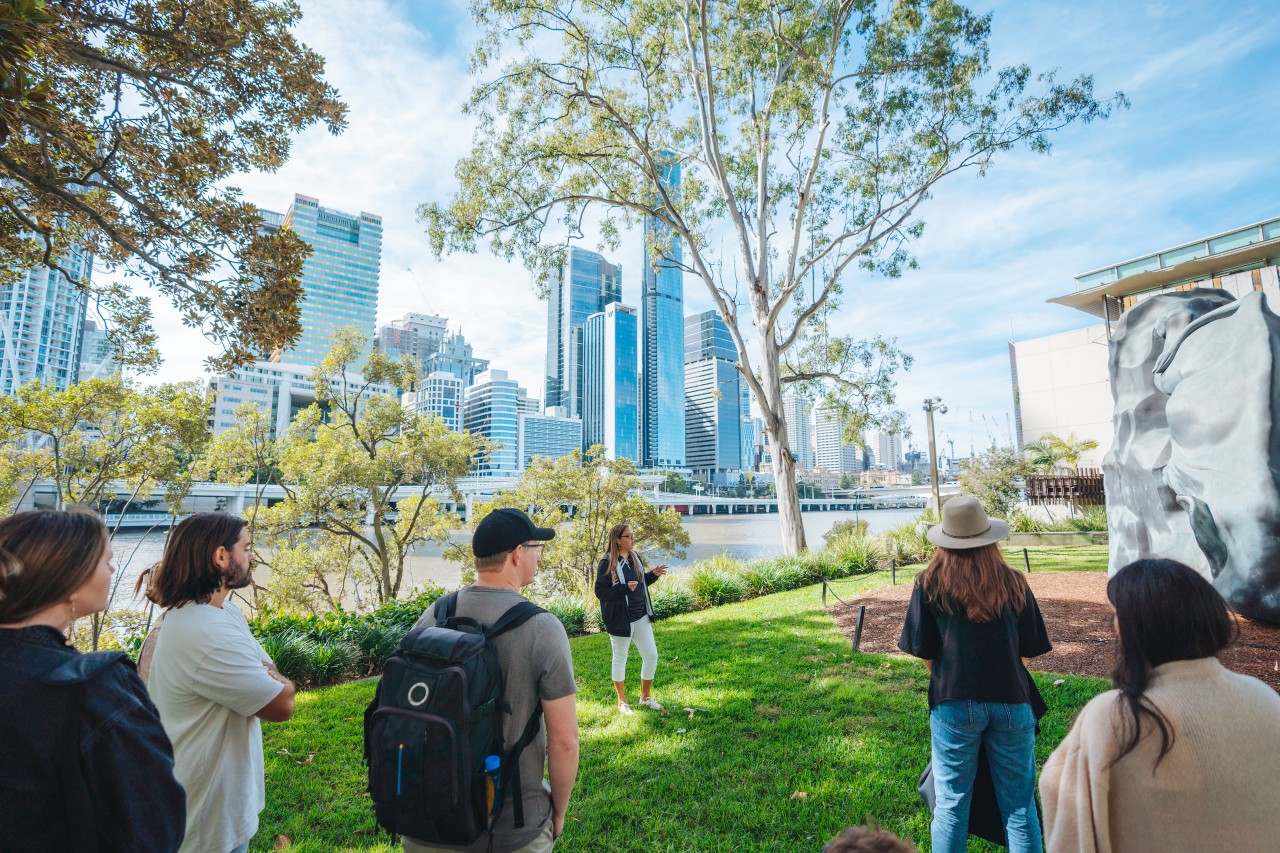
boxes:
[472,508,556,558]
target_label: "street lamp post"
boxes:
[923,397,948,513]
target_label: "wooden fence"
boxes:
[1024,469,1106,506]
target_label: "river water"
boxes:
[108,507,922,601]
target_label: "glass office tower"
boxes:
[269,193,381,367]
[545,246,622,418]
[583,303,639,461]
[464,369,524,476]
[0,247,93,395]
[684,311,749,478]
[641,156,685,469]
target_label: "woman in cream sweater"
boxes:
[1040,559,1280,853]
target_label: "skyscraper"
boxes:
[267,194,381,366]
[814,402,863,473]
[403,370,465,432]
[376,313,447,364]
[782,391,815,470]
[545,247,622,418]
[517,407,583,470]
[425,331,489,388]
[0,248,93,395]
[873,430,904,470]
[641,156,685,469]
[77,318,119,382]
[582,303,639,461]
[684,311,748,479]
[464,369,525,476]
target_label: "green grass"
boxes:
[253,559,1111,852]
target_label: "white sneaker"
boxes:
[617,701,634,716]
[638,697,664,711]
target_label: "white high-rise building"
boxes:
[782,391,814,470]
[377,313,448,364]
[872,430,904,470]
[403,370,464,432]
[1,248,94,395]
[464,369,525,476]
[813,402,863,473]
[77,318,119,382]
[210,361,397,439]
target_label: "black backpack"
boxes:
[363,591,546,845]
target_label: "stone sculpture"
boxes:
[1104,288,1280,622]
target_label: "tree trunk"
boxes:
[757,334,808,554]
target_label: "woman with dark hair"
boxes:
[898,496,1052,853]
[0,510,185,851]
[594,522,668,715]
[1040,559,1280,852]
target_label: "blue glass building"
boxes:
[1,246,93,395]
[583,303,639,461]
[641,157,685,468]
[464,369,524,476]
[267,194,381,366]
[545,247,622,418]
[683,311,749,478]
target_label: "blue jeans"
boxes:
[929,700,1042,853]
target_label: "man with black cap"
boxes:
[404,508,579,853]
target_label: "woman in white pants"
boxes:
[594,523,668,715]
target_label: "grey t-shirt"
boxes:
[409,585,577,852]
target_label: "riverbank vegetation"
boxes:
[252,579,1110,852]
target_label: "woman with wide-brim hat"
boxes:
[898,496,1053,853]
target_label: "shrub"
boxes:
[1067,505,1108,531]
[740,561,788,596]
[881,516,935,567]
[307,639,359,685]
[1009,511,1046,533]
[347,622,404,674]
[822,518,869,545]
[649,582,696,620]
[799,549,842,580]
[688,563,746,608]
[260,631,317,685]
[824,532,886,575]
[543,596,587,636]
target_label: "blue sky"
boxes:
[145,0,1280,458]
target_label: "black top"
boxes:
[898,580,1052,709]
[594,556,660,637]
[0,625,186,852]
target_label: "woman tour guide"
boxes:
[594,522,668,715]
[898,496,1053,853]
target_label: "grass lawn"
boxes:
[255,559,1111,852]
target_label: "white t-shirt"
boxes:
[146,602,284,853]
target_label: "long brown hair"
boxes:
[0,510,108,624]
[604,522,644,583]
[918,542,1028,623]
[136,513,247,609]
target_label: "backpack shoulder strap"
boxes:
[486,601,545,640]
[433,591,460,627]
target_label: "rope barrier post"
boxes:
[891,558,896,586]
[852,605,866,652]
[822,577,828,606]
[1023,547,1031,573]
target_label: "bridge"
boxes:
[27,480,957,527]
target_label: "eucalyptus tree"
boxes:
[423,0,1123,552]
[0,0,346,370]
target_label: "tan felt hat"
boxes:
[926,495,1010,549]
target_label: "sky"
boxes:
[140,0,1280,462]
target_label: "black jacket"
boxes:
[594,556,661,637]
[0,625,186,852]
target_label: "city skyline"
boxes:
[94,0,1280,458]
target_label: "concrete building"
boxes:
[813,402,864,474]
[376,313,447,364]
[517,407,583,469]
[266,194,381,367]
[1,247,93,395]
[1011,215,1280,468]
[545,247,622,418]
[641,155,686,469]
[582,303,640,461]
[425,331,489,388]
[871,430,903,471]
[464,369,527,476]
[403,370,464,431]
[210,360,397,438]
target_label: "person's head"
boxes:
[822,824,918,853]
[919,496,1023,622]
[605,522,639,583]
[0,510,113,627]
[138,513,251,609]
[471,508,555,586]
[1107,558,1236,768]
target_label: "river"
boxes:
[107,507,922,601]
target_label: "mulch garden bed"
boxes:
[828,571,1280,692]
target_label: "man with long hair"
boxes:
[141,513,295,853]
